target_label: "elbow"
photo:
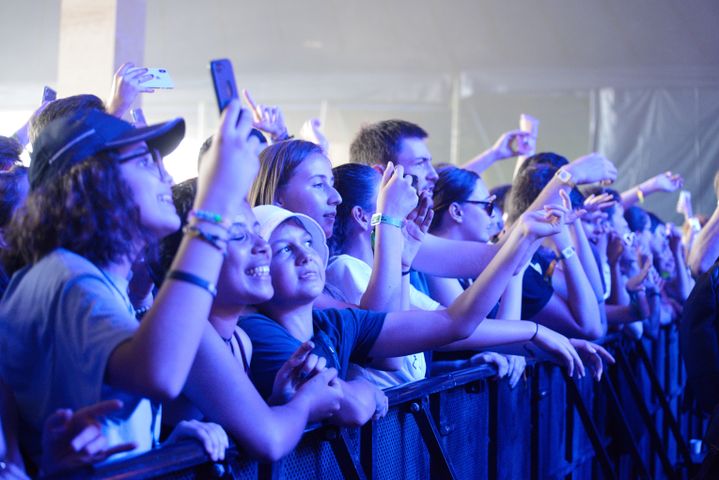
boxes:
[245,430,292,462]
[578,323,604,341]
[139,371,186,401]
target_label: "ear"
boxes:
[352,206,371,231]
[448,202,463,223]
[372,164,386,175]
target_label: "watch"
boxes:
[557,245,576,261]
[370,213,404,229]
[555,168,575,188]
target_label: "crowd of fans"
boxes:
[0,62,717,478]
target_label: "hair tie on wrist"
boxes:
[183,225,228,256]
[529,322,539,342]
[166,270,217,297]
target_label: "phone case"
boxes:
[209,59,238,113]
[142,68,174,89]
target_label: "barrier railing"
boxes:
[61,325,706,480]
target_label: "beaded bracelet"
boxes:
[166,270,217,297]
[183,225,228,256]
[188,209,231,230]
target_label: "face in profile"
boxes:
[266,220,325,305]
[116,141,180,238]
[458,179,494,243]
[276,153,341,239]
[216,201,273,306]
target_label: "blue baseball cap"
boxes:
[29,109,185,189]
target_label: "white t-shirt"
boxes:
[0,249,159,462]
[325,254,440,389]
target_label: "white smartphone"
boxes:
[142,68,174,89]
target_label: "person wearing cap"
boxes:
[241,202,613,426]
[0,101,338,468]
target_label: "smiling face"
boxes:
[216,201,273,306]
[394,137,438,195]
[276,153,341,239]
[116,141,179,238]
[267,219,325,306]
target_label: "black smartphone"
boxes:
[42,86,57,103]
[209,59,237,114]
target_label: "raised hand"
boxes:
[559,188,587,224]
[242,89,290,142]
[568,339,615,381]
[645,171,683,193]
[626,253,652,292]
[299,118,330,155]
[606,231,625,266]
[165,420,229,462]
[490,130,534,160]
[583,193,616,213]
[565,153,618,185]
[195,100,260,217]
[106,62,155,119]
[40,400,137,476]
[402,191,434,270]
[517,207,566,240]
[376,162,418,220]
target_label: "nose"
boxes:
[328,186,342,206]
[427,163,439,182]
[252,234,270,257]
[296,244,316,266]
[158,156,174,185]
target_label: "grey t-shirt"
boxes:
[0,248,159,462]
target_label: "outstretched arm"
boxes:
[620,171,683,208]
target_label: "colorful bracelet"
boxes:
[370,213,405,229]
[636,188,645,204]
[183,225,228,256]
[189,209,231,230]
[166,270,217,297]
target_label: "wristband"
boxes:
[189,209,231,230]
[166,270,217,297]
[370,213,405,229]
[183,225,228,255]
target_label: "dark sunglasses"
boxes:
[463,199,494,216]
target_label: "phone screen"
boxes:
[209,59,238,114]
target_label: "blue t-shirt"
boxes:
[521,251,555,319]
[238,308,385,398]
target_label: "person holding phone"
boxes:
[0,100,339,467]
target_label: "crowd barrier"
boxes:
[60,325,707,480]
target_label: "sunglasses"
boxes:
[463,198,495,216]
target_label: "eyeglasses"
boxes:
[113,148,168,181]
[463,198,495,216]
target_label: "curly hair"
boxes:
[3,153,148,272]
[249,139,324,207]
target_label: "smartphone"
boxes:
[209,59,238,113]
[42,86,57,103]
[130,108,147,126]
[141,68,174,89]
